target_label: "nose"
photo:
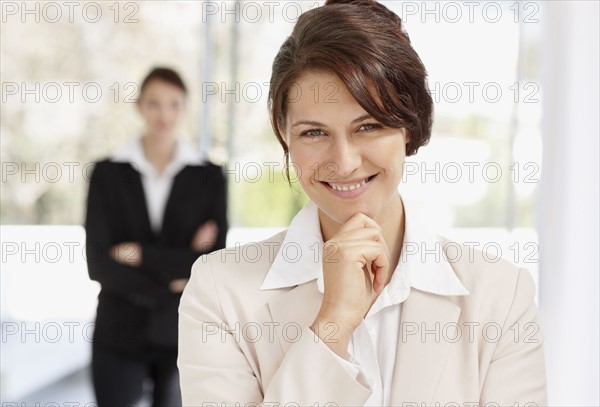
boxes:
[157,106,174,124]
[328,135,362,179]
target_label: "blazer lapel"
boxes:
[123,165,155,239]
[390,289,462,405]
[266,280,323,354]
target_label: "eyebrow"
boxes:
[291,114,373,128]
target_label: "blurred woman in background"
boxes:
[85,67,228,406]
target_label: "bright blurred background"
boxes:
[1,1,598,405]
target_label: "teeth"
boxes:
[329,177,368,192]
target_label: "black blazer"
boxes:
[84,159,228,351]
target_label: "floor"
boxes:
[8,367,95,406]
[12,366,153,406]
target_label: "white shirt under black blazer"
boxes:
[85,138,228,351]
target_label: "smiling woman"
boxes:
[177,1,547,406]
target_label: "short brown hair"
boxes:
[268,0,433,166]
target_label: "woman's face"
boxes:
[137,79,186,140]
[284,71,409,226]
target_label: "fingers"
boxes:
[192,220,219,251]
[329,227,384,243]
[336,212,382,235]
[169,278,189,293]
[326,229,391,271]
[356,244,390,277]
[200,219,217,230]
[109,245,118,261]
[324,211,392,292]
[110,242,141,266]
[372,254,391,293]
[326,239,390,294]
[198,220,218,240]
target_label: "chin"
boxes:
[152,129,175,138]
[320,200,377,225]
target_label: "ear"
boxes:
[402,127,411,145]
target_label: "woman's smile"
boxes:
[319,174,378,199]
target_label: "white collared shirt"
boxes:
[111,137,204,233]
[260,200,469,406]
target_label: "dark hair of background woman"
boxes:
[139,67,188,100]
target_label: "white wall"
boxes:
[538,2,600,406]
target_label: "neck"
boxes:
[141,133,177,174]
[381,195,405,279]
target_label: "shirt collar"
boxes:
[110,137,204,178]
[260,200,326,292]
[259,198,469,312]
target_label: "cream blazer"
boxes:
[178,230,547,406]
